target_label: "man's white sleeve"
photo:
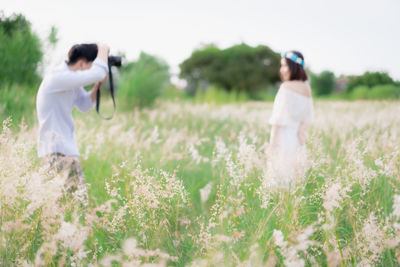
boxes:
[75,87,95,113]
[48,58,108,92]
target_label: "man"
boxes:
[36,43,110,205]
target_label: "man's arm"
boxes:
[90,83,101,103]
[90,74,108,103]
[51,59,107,90]
[48,45,110,92]
[97,44,109,64]
[75,76,108,113]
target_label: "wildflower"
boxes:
[200,182,213,203]
[322,183,343,212]
[392,195,400,218]
[123,238,138,257]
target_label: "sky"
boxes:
[2,0,400,83]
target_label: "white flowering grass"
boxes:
[1,100,400,265]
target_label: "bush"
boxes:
[194,86,249,104]
[0,83,37,126]
[349,84,400,100]
[350,86,369,100]
[247,85,277,101]
[367,84,400,99]
[0,12,43,87]
[346,72,395,92]
[117,52,170,109]
[160,85,188,101]
[310,71,335,96]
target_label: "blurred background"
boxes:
[1,0,399,125]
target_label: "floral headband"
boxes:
[282,51,305,67]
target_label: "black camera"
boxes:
[108,56,122,67]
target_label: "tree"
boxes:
[310,71,335,96]
[179,43,280,95]
[0,12,43,86]
[117,52,170,109]
[346,71,394,92]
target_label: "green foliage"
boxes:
[247,84,277,101]
[179,43,280,95]
[350,84,400,100]
[368,84,400,99]
[310,70,336,96]
[350,86,370,100]
[117,52,171,109]
[47,26,58,46]
[0,12,43,87]
[0,83,37,127]
[346,71,395,92]
[195,86,249,104]
[160,85,188,101]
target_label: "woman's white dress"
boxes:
[268,81,314,188]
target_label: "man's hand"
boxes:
[91,45,109,103]
[99,73,108,85]
[90,74,107,103]
[97,44,110,64]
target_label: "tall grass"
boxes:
[194,86,249,104]
[1,100,400,266]
[0,84,38,128]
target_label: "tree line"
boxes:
[1,11,399,106]
[180,45,399,99]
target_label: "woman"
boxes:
[268,51,314,188]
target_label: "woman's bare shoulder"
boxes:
[282,81,312,98]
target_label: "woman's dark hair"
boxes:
[282,51,308,81]
[66,44,98,65]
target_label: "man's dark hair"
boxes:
[284,51,308,81]
[66,44,98,65]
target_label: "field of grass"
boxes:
[1,100,400,266]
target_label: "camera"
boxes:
[108,56,122,67]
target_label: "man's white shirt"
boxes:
[36,58,108,157]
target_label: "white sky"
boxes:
[2,0,400,81]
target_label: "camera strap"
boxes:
[96,64,116,120]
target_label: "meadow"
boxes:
[1,100,400,266]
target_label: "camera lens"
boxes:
[108,56,122,67]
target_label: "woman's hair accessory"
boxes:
[282,51,305,67]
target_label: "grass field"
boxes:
[1,100,400,266]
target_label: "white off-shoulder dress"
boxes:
[268,81,314,188]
